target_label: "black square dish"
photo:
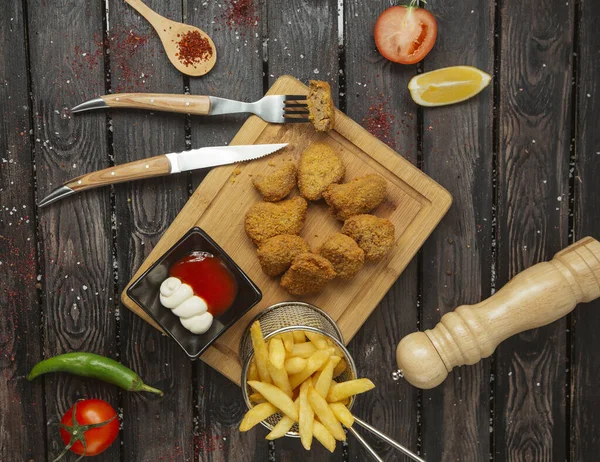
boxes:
[127,227,262,359]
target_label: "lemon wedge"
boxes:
[408,66,492,107]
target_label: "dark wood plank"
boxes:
[108,1,193,460]
[494,0,574,460]
[267,0,339,98]
[185,1,269,460]
[571,0,600,459]
[0,3,46,460]
[344,1,420,460]
[26,0,120,459]
[266,0,340,459]
[419,1,495,461]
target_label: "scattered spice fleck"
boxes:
[222,0,259,32]
[362,97,396,148]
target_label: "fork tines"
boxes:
[284,95,309,122]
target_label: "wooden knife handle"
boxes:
[396,236,600,389]
[101,94,211,115]
[65,155,171,192]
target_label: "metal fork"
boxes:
[71,93,309,124]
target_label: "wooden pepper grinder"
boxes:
[396,236,600,389]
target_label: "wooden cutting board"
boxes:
[121,75,452,385]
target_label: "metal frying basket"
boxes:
[239,302,426,462]
[239,301,358,436]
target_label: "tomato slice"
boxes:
[374,6,438,65]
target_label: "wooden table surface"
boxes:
[1,1,598,461]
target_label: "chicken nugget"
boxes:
[341,214,395,261]
[257,235,311,277]
[252,161,297,202]
[298,142,345,201]
[318,233,365,279]
[244,197,308,246]
[281,253,336,295]
[307,80,335,132]
[323,174,387,221]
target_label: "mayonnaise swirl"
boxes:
[159,277,213,334]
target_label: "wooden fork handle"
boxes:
[65,155,172,192]
[101,93,211,115]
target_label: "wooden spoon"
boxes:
[125,0,216,77]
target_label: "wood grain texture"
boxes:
[419,1,495,460]
[103,93,212,114]
[571,0,600,459]
[344,0,420,460]
[494,0,574,460]
[121,76,452,387]
[267,0,339,98]
[109,0,193,460]
[186,0,269,460]
[0,3,46,460]
[26,0,120,459]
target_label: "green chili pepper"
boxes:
[27,352,163,396]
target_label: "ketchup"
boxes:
[169,251,238,316]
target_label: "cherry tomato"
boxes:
[59,399,119,457]
[374,6,438,65]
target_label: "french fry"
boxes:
[326,378,375,403]
[265,398,299,440]
[268,338,292,396]
[315,356,341,398]
[250,321,271,384]
[290,342,317,359]
[329,402,355,428]
[313,421,336,453]
[307,386,346,441]
[292,330,306,343]
[239,402,278,432]
[281,332,294,353]
[305,331,329,349]
[285,357,307,375]
[248,381,299,421]
[248,392,266,404]
[268,338,286,369]
[289,348,334,390]
[332,359,347,378]
[248,359,259,382]
[299,380,314,450]
[312,370,322,384]
[325,338,345,358]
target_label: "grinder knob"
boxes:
[396,236,600,389]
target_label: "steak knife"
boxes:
[38,143,287,207]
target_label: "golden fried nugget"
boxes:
[341,214,395,261]
[307,80,335,132]
[318,233,365,279]
[298,143,345,201]
[252,161,297,202]
[257,235,311,277]
[281,253,336,295]
[323,174,387,221]
[244,197,308,246]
